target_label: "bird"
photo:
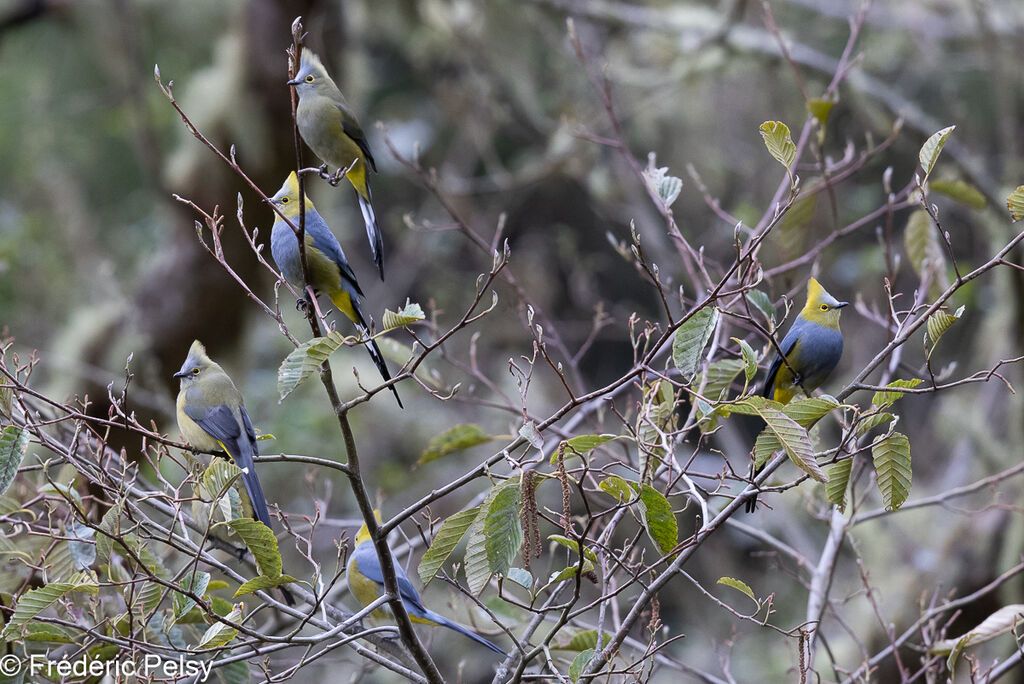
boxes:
[346,512,507,656]
[747,277,847,513]
[288,49,385,280]
[174,340,294,605]
[268,172,402,408]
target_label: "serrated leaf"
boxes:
[904,209,946,300]
[198,604,242,649]
[1007,185,1024,222]
[759,121,797,175]
[856,411,895,436]
[463,509,490,595]
[872,379,923,409]
[381,301,425,332]
[598,476,633,503]
[547,535,599,564]
[826,458,852,510]
[642,164,683,208]
[173,571,210,620]
[224,519,283,579]
[919,125,955,180]
[745,290,775,323]
[717,576,756,603]
[559,630,614,651]
[697,359,745,401]
[1,572,98,639]
[546,559,595,586]
[550,434,617,465]
[781,396,841,427]
[505,567,533,589]
[734,338,758,383]
[931,605,1024,658]
[418,424,493,466]
[95,500,125,565]
[925,306,964,359]
[672,307,719,382]
[637,485,677,557]
[21,621,81,644]
[930,179,985,210]
[483,480,523,580]
[0,426,29,496]
[201,459,244,501]
[277,331,349,400]
[872,432,911,511]
[419,507,480,585]
[569,649,596,682]
[234,574,297,598]
[806,98,835,125]
[759,406,826,482]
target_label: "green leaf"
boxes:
[234,574,297,598]
[873,432,911,511]
[224,519,283,579]
[418,424,493,466]
[95,500,125,565]
[781,395,841,427]
[463,509,491,596]
[551,434,618,465]
[277,331,349,400]
[734,338,758,383]
[173,571,210,620]
[904,209,946,301]
[483,480,523,580]
[745,290,775,323]
[1007,185,1024,222]
[672,306,719,383]
[68,523,95,571]
[381,301,425,332]
[717,576,756,603]
[546,559,595,586]
[598,476,633,503]
[637,485,678,557]
[806,98,835,125]
[919,125,955,181]
[825,458,852,511]
[560,629,613,651]
[519,421,544,449]
[418,507,480,585]
[931,605,1024,662]
[505,567,533,589]
[872,379,923,409]
[200,459,244,501]
[1,572,98,639]
[198,604,242,649]
[925,306,965,359]
[547,535,599,564]
[21,621,81,644]
[697,359,745,401]
[759,121,797,176]
[642,164,683,208]
[758,406,826,482]
[0,426,29,496]
[856,411,895,436]
[569,649,596,682]
[930,179,986,209]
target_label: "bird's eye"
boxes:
[304,74,314,83]
[820,304,829,311]
[281,197,289,203]
[191,368,200,376]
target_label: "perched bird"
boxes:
[747,278,847,513]
[288,49,385,279]
[268,172,402,408]
[174,340,294,604]
[347,513,506,656]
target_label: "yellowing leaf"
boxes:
[1007,185,1024,222]
[717,576,756,603]
[924,305,965,359]
[919,125,955,181]
[930,179,985,209]
[759,121,797,177]
[381,301,425,332]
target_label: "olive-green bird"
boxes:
[747,278,847,513]
[346,512,506,656]
[174,341,294,604]
[288,49,385,280]
[269,172,402,408]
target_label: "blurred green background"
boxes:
[3,0,1024,680]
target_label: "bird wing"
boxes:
[337,104,377,172]
[762,331,800,398]
[304,212,364,297]
[353,542,428,613]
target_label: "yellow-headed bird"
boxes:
[174,340,294,604]
[269,172,401,407]
[347,513,506,656]
[748,278,847,512]
[288,49,385,280]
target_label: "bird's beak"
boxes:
[286,77,301,86]
[835,301,850,309]
[172,370,188,379]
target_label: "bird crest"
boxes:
[299,49,326,75]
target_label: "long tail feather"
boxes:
[357,190,385,281]
[423,609,506,656]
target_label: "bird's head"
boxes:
[354,509,383,546]
[173,340,218,387]
[267,172,311,220]
[286,49,334,96]
[800,277,848,329]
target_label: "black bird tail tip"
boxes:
[744,495,757,514]
[280,586,295,606]
[391,385,404,409]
